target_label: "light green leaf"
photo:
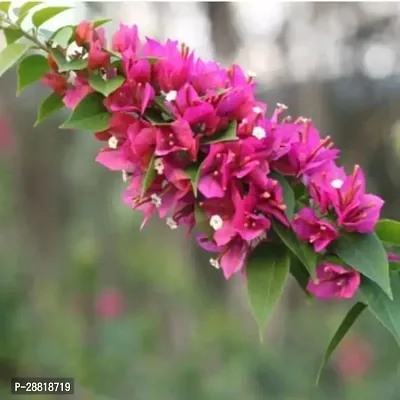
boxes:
[203,120,238,144]
[316,302,367,384]
[32,6,70,28]
[246,242,290,340]
[50,50,87,72]
[17,53,49,95]
[50,26,73,48]
[0,42,31,78]
[88,74,125,97]
[16,1,42,24]
[273,221,317,279]
[92,19,112,28]
[360,274,400,346]
[35,91,64,126]
[390,261,400,272]
[0,2,11,13]
[60,93,111,132]
[184,163,202,197]
[333,232,392,299]
[375,219,400,248]
[141,155,156,198]
[269,171,295,220]
[3,28,23,45]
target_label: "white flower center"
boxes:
[166,217,178,230]
[331,179,344,189]
[108,136,118,149]
[150,193,162,208]
[252,106,263,114]
[247,70,257,78]
[154,158,164,175]
[122,170,129,182]
[165,90,177,102]
[252,126,266,140]
[277,103,288,110]
[209,258,220,269]
[209,215,223,231]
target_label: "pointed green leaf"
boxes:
[247,242,290,340]
[333,232,392,299]
[50,26,73,48]
[184,163,202,197]
[32,6,70,28]
[141,155,156,198]
[35,91,64,126]
[0,2,11,13]
[3,28,23,45]
[269,171,295,220]
[194,205,214,238]
[316,302,367,384]
[0,42,31,78]
[360,274,400,346]
[375,219,400,248]
[60,93,111,132]
[144,109,171,125]
[88,74,125,97]
[17,53,50,95]
[92,19,112,28]
[50,50,87,72]
[273,221,317,279]
[203,120,238,144]
[290,256,312,299]
[16,1,42,24]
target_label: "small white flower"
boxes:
[166,217,178,230]
[108,136,118,149]
[67,71,77,85]
[277,103,288,110]
[241,118,248,125]
[150,193,162,208]
[154,158,164,175]
[331,179,344,189]
[122,170,129,182]
[165,90,177,102]
[209,258,220,269]
[252,126,266,140]
[209,215,223,231]
[252,106,263,114]
[247,70,257,78]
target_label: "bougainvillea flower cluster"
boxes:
[0,3,399,378]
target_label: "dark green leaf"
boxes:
[88,74,125,97]
[16,1,41,23]
[184,163,202,197]
[333,232,392,299]
[269,171,295,220]
[375,219,400,248]
[154,96,173,115]
[194,205,213,238]
[360,274,400,346]
[35,91,64,126]
[141,155,156,198]
[3,28,23,45]
[0,42,31,78]
[203,120,238,144]
[60,93,111,132]
[290,256,312,299]
[247,242,290,340]
[316,302,367,384]
[17,53,49,95]
[50,26,73,48]
[144,109,171,125]
[32,6,70,28]
[390,261,400,272]
[0,2,11,13]
[273,221,317,279]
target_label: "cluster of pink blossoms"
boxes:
[42,22,385,300]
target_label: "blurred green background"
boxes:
[1,2,400,399]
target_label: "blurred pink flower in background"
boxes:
[336,333,374,381]
[96,288,125,319]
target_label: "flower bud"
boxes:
[75,21,94,46]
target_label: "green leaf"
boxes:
[141,155,156,198]
[32,6,70,27]
[375,219,400,248]
[3,28,23,45]
[50,26,74,48]
[0,42,31,78]
[92,19,112,28]
[269,171,295,220]
[273,221,317,279]
[50,50,88,72]
[203,120,238,144]
[316,302,367,384]
[390,261,400,272]
[35,91,64,126]
[246,242,290,340]
[17,53,49,95]
[333,232,392,299]
[16,1,42,23]
[0,2,11,13]
[60,93,111,132]
[360,274,400,346]
[144,109,171,126]
[194,205,213,238]
[88,74,125,97]
[290,256,312,299]
[184,163,202,197]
